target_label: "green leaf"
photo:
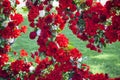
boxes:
[67,44,75,50]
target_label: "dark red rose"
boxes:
[29,31,37,39]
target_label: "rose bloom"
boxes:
[28,6,39,22]
[20,49,28,57]
[69,48,82,59]
[56,34,69,47]
[29,31,37,39]
[2,0,11,7]
[21,26,27,33]
[0,54,9,67]
[10,13,24,25]
[47,42,58,56]
[11,60,24,74]
[44,14,53,24]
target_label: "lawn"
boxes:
[11,10,120,78]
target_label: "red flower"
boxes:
[28,6,39,22]
[21,26,27,33]
[69,25,78,34]
[69,48,82,59]
[29,31,37,39]
[1,26,12,39]
[10,13,24,25]
[3,7,11,16]
[22,62,31,72]
[0,68,9,79]
[12,29,21,38]
[16,0,20,4]
[105,26,118,43]
[16,77,21,80]
[45,65,62,80]
[29,74,35,80]
[44,14,53,24]
[55,49,70,62]
[54,14,65,30]
[2,0,11,7]
[89,73,109,80]
[85,20,97,36]
[35,58,51,75]
[11,60,24,74]
[0,54,9,67]
[3,44,10,53]
[56,34,69,47]
[35,56,41,64]
[86,0,93,7]
[8,21,16,29]
[20,49,28,57]
[47,42,59,56]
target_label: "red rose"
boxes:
[20,49,28,57]
[28,6,39,22]
[11,60,24,74]
[10,13,24,25]
[56,34,69,47]
[16,0,20,4]
[44,14,53,24]
[0,54,9,67]
[47,42,58,56]
[29,31,37,39]
[21,26,27,33]
[69,48,82,59]
[86,0,93,7]
[12,29,21,38]
[2,0,11,7]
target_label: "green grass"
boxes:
[11,10,120,78]
[62,26,120,78]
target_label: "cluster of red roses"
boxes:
[0,0,27,79]
[0,0,120,80]
[0,0,27,53]
[66,0,120,52]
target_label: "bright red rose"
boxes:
[56,34,69,47]
[85,20,97,36]
[47,42,59,56]
[21,26,27,33]
[10,13,24,25]
[12,29,21,38]
[69,48,82,59]
[0,54,9,67]
[28,6,39,21]
[35,56,41,64]
[69,25,78,34]
[20,49,28,57]
[55,49,70,62]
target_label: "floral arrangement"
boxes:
[0,0,120,80]
[0,0,27,53]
